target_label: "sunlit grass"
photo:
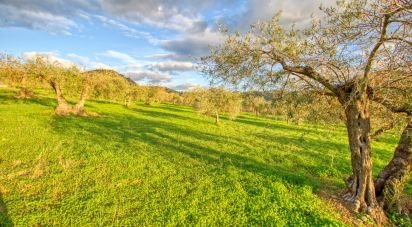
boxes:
[0,88,400,226]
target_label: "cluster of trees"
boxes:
[174,88,342,125]
[203,0,411,223]
[0,55,187,115]
[240,91,344,125]
[0,55,138,115]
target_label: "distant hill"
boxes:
[83,69,181,94]
[84,69,136,85]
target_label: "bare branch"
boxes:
[280,63,337,95]
[370,122,394,140]
[383,37,412,46]
[361,15,391,93]
[369,90,412,116]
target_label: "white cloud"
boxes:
[91,62,114,70]
[94,15,158,43]
[126,70,172,84]
[67,53,114,70]
[149,61,194,72]
[100,0,210,32]
[236,0,335,30]
[22,51,76,68]
[101,50,138,64]
[0,4,76,35]
[159,29,224,61]
[0,0,99,34]
[0,0,333,37]
[170,82,202,91]
[67,53,91,64]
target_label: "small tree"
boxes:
[193,88,242,125]
[243,95,267,116]
[143,86,172,105]
[171,93,183,105]
[26,57,80,115]
[181,90,199,106]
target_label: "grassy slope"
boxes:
[0,88,401,226]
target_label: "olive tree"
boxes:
[0,54,36,98]
[81,69,135,110]
[243,95,268,116]
[25,57,81,115]
[193,88,242,125]
[202,0,411,222]
[27,59,131,115]
[142,86,172,105]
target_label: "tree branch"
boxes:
[370,122,394,140]
[369,91,412,116]
[384,37,412,46]
[361,14,391,93]
[280,63,337,95]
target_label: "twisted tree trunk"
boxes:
[16,87,33,99]
[15,76,33,99]
[339,91,386,223]
[375,119,412,212]
[72,83,89,116]
[50,80,72,115]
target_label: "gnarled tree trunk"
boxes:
[15,76,33,99]
[72,84,89,116]
[341,93,386,223]
[375,119,412,212]
[50,80,72,115]
[16,87,33,99]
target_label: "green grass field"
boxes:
[0,88,402,226]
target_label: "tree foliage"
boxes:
[192,87,242,125]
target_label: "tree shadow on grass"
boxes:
[0,192,12,226]
[0,89,103,110]
[153,103,194,113]
[141,129,342,190]
[133,108,202,123]
[50,111,349,191]
[49,110,355,225]
[51,112,245,151]
[236,115,343,136]
[0,90,56,108]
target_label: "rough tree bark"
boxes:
[15,76,33,99]
[72,84,89,116]
[16,87,33,99]
[375,118,412,212]
[338,88,387,222]
[49,80,73,115]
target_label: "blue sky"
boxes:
[0,0,329,90]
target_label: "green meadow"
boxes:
[0,88,401,226]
